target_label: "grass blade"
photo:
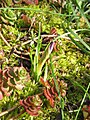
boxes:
[37,42,55,78]
[69,28,90,51]
[50,55,64,120]
[44,63,48,82]
[62,26,90,55]
[75,82,90,120]
[75,0,90,28]
[73,81,90,99]
[68,33,90,55]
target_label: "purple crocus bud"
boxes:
[49,42,55,54]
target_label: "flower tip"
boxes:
[49,42,55,53]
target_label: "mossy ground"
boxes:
[0,0,90,120]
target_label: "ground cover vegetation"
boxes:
[0,0,90,120]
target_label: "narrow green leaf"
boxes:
[75,0,90,28]
[44,63,48,82]
[75,83,90,120]
[68,34,90,55]
[62,26,90,55]
[50,55,64,120]
[69,28,90,51]
[37,42,54,77]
